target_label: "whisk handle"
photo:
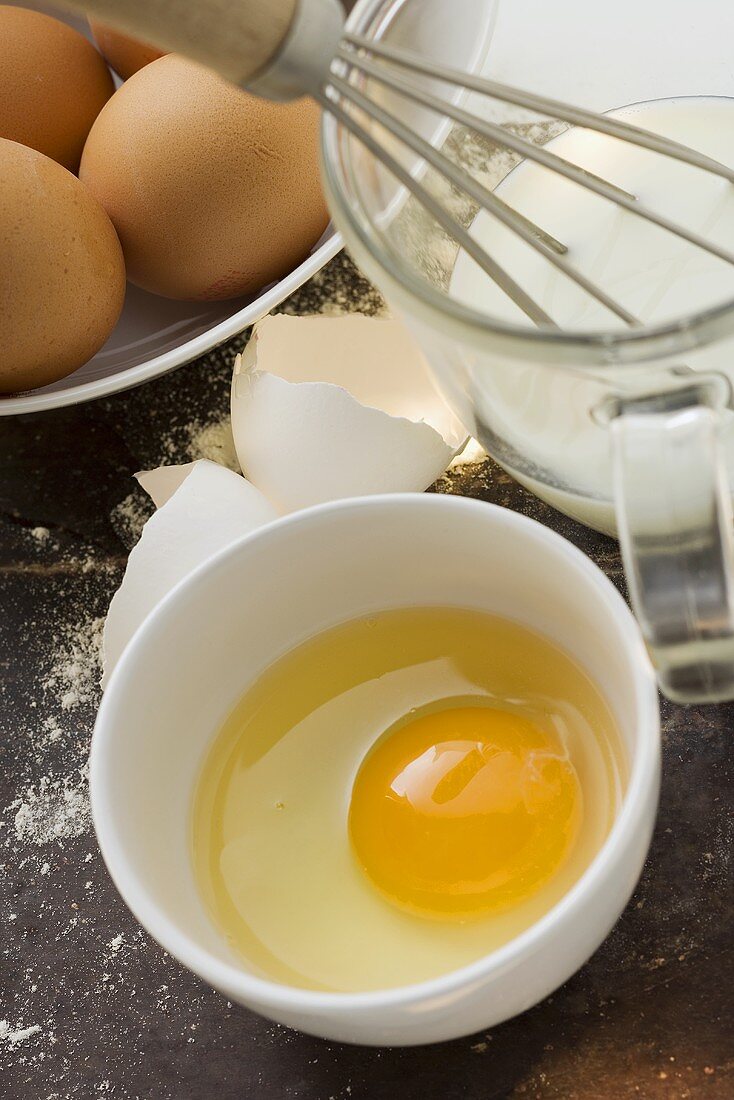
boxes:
[63,0,343,98]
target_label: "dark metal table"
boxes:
[1,255,731,1099]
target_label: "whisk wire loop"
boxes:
[324,34,734,328]
[328,71,641,327]
[338,45,734,269]
[317,84,557,326]
[344,33,734,186]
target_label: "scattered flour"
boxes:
[185,418,239,471]
[278,249,387,319]
[151,414,241,485]
[1,608,104,860]
[107,934,125,957]
[110,492,152,550]
[0,1020,42,1047]
[42,716,62,744]
[42,616,104,713]
[11,775,91,846]
[450,437,486,466]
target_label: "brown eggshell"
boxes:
[88,19,165,80]
[80,56,330,301]
[0,139,126,394]
[0,6,115,172]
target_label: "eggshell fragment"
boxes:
[103,460,277,684]
[230,314,467,513]
[104,317,468,680]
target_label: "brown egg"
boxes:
[0,139,125,394]
[80,56,330,301]
[0,6,114,172]
[88,19,165,80]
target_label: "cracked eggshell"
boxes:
[102,460,277,685]
[230,314,467,513]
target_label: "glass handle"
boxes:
[611,386,734,703]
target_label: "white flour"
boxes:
[110,492,152,551]
[0,1021,42,1048]
[185,418,239,470]
[1,610,103,851]
[11,774,91,846]
[42,616,104,714]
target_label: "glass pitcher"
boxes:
[323,0,734,704]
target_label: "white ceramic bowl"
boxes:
[2,0,497,414]
[91,494,660,1046]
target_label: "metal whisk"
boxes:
[327,34,734,328]
[72,0,734,328]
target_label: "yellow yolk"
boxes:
[349,705,582,921]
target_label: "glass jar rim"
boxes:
[323,0,734,369]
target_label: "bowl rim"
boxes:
[91,493,660,1017]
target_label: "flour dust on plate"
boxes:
[192,607,625,992]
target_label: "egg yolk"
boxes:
[348,705,582,920]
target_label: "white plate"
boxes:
[2,0,496,415]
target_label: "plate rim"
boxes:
[0,232,343,416]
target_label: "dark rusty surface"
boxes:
[1,254,732,1099]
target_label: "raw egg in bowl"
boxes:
[91,495,660,1045]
